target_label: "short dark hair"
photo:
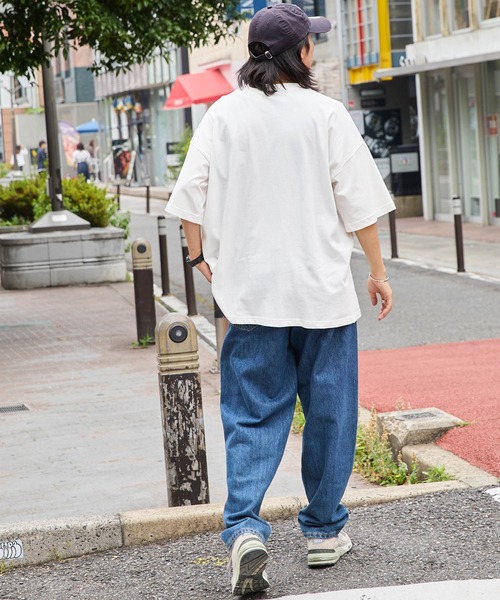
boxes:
[237,36,318,96]
[76,142,84,151]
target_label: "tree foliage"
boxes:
[0,0,243,75]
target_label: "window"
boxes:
[450,0,470,30]
[423,0,441,37]
[344,0,378,68]
[482,0,500,19]
[388,0,413,67]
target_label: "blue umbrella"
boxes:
[75,119,103,134]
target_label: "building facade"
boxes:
[338,0,421,215]
[376,0,500,226]
[0,45,98,177]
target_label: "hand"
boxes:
[197,261,212,283]
[367,277,393,321]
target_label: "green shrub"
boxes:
[0,162,11,178]
[33,177,118,228]
[0,175,129,238]
[0,177,43,222]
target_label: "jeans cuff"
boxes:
[301,528,344,540]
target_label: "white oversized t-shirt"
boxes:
[166,83,395,328]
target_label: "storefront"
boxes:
[419,60,500,226]
[374,1,500,226]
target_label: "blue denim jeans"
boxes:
[219,323,358,549]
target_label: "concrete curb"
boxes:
[2,477,496,569]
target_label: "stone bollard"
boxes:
[453,196,466,273]
[131,238,156,343]
[155,314,210,506]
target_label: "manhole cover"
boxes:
[0,404,29,414]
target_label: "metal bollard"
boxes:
[146,185,150,214]
[452,196,466,273]
[388,207,398,259]
[157,215,170,296]
[116,184,121,210]
[210,299,229,374]
[131,238,157,342]
[156,314,210,506]
[180,225,197,316]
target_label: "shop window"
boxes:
[482,0,500,19]
[449,0,470,30]
[423,0,441,37]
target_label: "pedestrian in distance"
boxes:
[72,142,91,181]
[166,3,395,596]
[36,140,47,173]
[10,144,28,172]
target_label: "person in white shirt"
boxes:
[10,145,28,171]
[166,4,395,596]
[72,142,91,180]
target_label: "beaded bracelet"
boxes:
[369,273,390,283]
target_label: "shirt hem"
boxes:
[227,311,361,330]
[346,201,397,233]
[165,203,203,225]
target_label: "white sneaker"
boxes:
[229,534,269,596]
[307,530,352,568]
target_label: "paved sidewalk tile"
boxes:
[0,282,371,525]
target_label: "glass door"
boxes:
[486,61,500,225]
[454,67,482,221]
[428,73,451,216]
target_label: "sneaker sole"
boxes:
[307,540,353,568]
[232,543,269,596]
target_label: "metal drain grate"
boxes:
[399,411,438,420]
[0,404,29,414]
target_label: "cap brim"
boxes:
[309,16,332,34]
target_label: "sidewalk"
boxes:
[0,281,321,525]
[376,214,500,280]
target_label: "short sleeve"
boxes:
[165,111,214,225]
[332,142,396,232]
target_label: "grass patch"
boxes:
[292,398,305,434]
[355,408,420,486]
[131,333,154,348]
[292,401,454,486]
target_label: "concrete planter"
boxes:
[0,226,126,290]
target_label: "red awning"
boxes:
[164,70,233,110]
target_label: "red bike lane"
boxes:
[359,338,500,477]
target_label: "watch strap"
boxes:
[185,251,204,267]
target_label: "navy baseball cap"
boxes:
[248,3,331,61]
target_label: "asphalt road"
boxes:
[1,488,499,599]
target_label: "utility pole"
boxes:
[41,39,63,212]
[31,39,90,231]
[10,75,18,171]
[179,47,193,130]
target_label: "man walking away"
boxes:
[166,3,395,595]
